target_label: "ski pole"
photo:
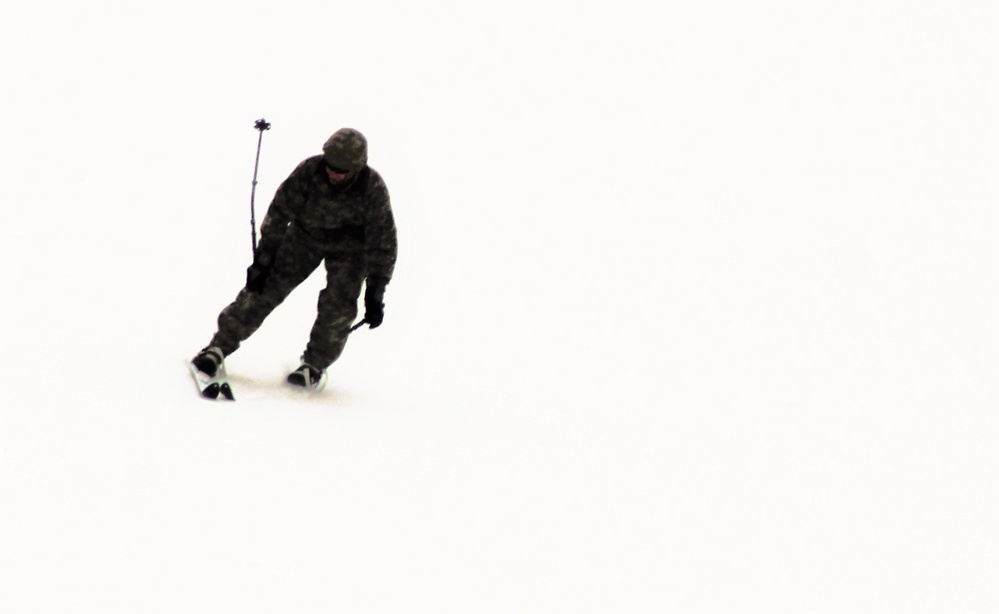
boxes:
[350,320,367,333]
[249,118,271,257]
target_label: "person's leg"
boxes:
[301,258,366,370]
[209,240,325,356]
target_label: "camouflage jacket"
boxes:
[256,156,397,282]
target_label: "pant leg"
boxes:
[302,257,366,370]
[210,239,325,356]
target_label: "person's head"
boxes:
[322,128,367,184]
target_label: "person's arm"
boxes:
[246,159,312,292]
[362,173,397,327]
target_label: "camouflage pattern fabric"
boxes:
[255,158,396,282]
[322,128,367,171]
[210,230,365,369]
[206,136,397,371]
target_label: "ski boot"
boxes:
[287,362,327,390]
[192,346,224,378]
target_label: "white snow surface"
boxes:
[1,1,996,612]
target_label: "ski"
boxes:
[189,361,236,401]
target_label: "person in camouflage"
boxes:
[193,128,397,387]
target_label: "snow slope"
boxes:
[1,1,995,612]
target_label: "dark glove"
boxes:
[363,276,388,329]
[246,243,279,294]
[246,262,270,294]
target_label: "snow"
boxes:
[1,1,996,612]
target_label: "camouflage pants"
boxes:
[210,239,365,370]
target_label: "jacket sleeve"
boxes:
[364,173,397,282]
[256,159,311,264]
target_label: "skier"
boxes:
[192,127,397,388]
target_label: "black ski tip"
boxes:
[287,372,307,387]
[220,383,235,401]
[203,382,221,399]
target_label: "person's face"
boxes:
[325,164,351,184]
